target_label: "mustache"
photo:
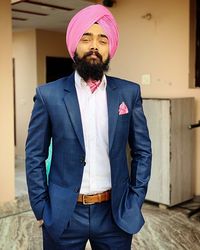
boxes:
[83,50,103,61]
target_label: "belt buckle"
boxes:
[82,194,95,205]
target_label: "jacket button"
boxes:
[80,157,85,165]
[74,187,80,193]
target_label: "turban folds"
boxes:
[66,4,119,60]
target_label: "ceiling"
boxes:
[12,0,96,32]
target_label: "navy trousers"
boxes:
[42,200,133,250]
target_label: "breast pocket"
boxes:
[118,113,129,121]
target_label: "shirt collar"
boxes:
[75,71,107,91]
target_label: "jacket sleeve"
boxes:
[25,87,51,220]
[128,85,152,208]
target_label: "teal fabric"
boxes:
[45,140,52,178]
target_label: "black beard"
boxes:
[73,51,110,82]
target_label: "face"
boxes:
[76,23,109,64]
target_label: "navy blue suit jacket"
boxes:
[26,73,152,240]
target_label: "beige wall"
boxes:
[13,30,37,159]
[13,29,67,159]
[36,30,68,84]
[0,0,15,202]
[103,0,200,194]
[109,0,191,94]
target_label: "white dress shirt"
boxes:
[75,71,111,194]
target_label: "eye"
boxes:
[99,39,108,45]
[81,36,90,42]
[99,36,108,45]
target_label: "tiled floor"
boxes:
[1,163,200,250]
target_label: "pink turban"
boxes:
[66,4,119,60]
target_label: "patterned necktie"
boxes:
[87,79,101,93]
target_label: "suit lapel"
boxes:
[63,73,85,153]
[106,77,119,152]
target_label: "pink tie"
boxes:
[87,79,101,93]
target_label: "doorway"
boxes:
[46,56,74,82]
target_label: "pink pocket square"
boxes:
[118,102,129,115]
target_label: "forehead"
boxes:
[83,23,107,36]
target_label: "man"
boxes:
[26,4,152,250]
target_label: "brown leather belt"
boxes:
[77,190,111,205]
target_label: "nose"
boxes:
[90,39,98,51]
